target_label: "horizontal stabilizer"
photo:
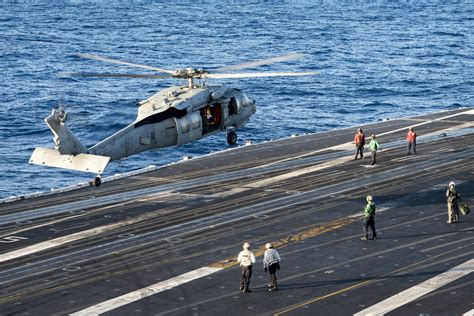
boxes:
[29,148,110,174]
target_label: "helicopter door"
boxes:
[201,104,222,135]
[175,111,202,145]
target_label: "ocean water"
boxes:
[1,1,473,199]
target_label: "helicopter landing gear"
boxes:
[92,175,102,187]
[227,130,237,145]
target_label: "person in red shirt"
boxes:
[354,128,365,159]
[406,127,417,155]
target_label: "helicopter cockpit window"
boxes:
[228,97,238,115]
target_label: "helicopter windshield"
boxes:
[239,91,253,107]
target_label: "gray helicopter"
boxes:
[29,53,314,186]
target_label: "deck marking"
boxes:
[273,249,474,316]
[420,236,474,253]
[210,208,391,269]
[70,209,390,315]
[463,309,474,316]
[0,211,164,263]
[209,123,474,198]
[354,258,474,316]
[69,267,222,316]
[256,109,474,169]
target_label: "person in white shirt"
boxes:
[237,242,256,293]
[263,243,281,291]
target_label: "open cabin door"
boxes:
[201,104,222,136]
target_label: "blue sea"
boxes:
[1,1,473,199]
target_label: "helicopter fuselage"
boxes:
[87,85,256,160]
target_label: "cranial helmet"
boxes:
[243,242,250,249]
[366,195,373,202]
[265,243,273,250]
[449,181,455,187]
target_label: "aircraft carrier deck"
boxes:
[1,109,473,316]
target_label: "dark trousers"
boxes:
[355,146,364,159]
[371,151,377,165]
[407,141,416,154]
[363,216,376,238]
[240,266,252,290]
[268,263,280,289]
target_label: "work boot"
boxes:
[360,236,368,240]
[372,236,377,240]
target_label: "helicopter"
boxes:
[29,52,315,186]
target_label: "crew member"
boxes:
[406,127,417,155]
[368,134,381,166]
[446,181,460,224]
[263,243,281,292]
[354,128,365,160]
[361,195,377,240]
[237,242,256,293]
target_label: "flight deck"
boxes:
[1,108,473,315]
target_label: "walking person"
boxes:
[406,127,417,155]
[368,134,381,166]
[361,195,377,240]
[354,128,366,160]
[263,243,281,292]
[446,181,460,224]
[237,242,256,293]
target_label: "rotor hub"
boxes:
[174,68,209,79]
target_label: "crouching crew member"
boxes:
[237,242,256,293]
[446,181,460,224]
[361,195,377,240]
[263,243,281,292]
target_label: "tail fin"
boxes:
[45,108,87,155]
[29,108,110,174]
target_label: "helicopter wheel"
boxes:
[93,176,102,187]
[227,130,237,145]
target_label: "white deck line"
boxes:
[354,258,474,316]
[463,309,474,316]
[0,210,169,263]
[69,266,222,316]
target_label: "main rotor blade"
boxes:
[213,53,308,72]
[59,72,173,79]
[76,53,176,74]
[206,71,317,79]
